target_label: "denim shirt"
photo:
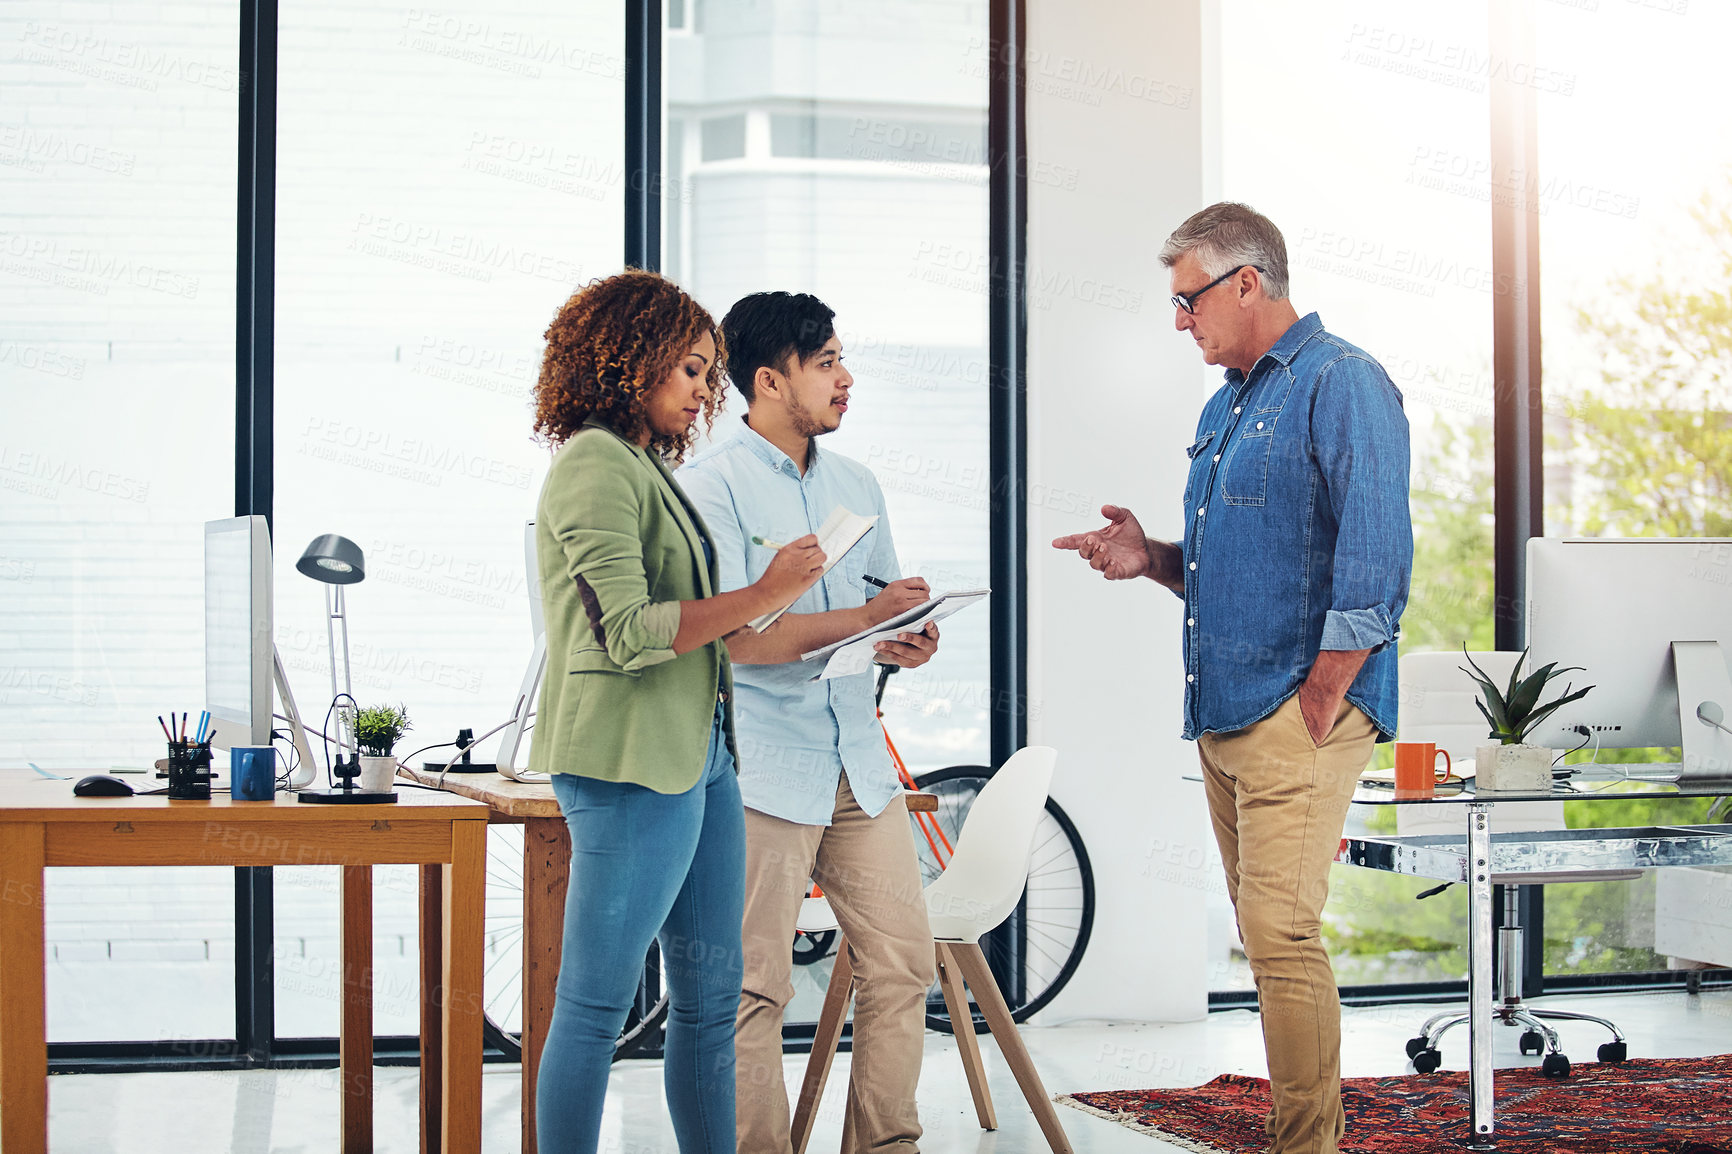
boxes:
[676,421,903,825]
[1180,313,1412,742]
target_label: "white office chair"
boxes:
[796,894,839,937]
[1396,651,1631,1076]
[790,746,1074,1154]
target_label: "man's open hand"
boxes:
[1051,504,1152,580]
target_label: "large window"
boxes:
[1535,1,1732,978]
[667,1,994,777]
[270,0,624,1038]
[666,0,993,1022]
[1211,0,1496,991]
[1210,0,1732,997]
[0,2,241,1042]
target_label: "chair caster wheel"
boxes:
[1597,1041,1628,1063]
[1405,1036,1429,1060]
[1412,1048,1443,1074]
[1541,1053,1571,1079]
[1519,1029,1545,1056]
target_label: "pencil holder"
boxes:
[166,740,213,800]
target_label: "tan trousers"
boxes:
[1198,694,1377,1154]
[736,777,934,1154]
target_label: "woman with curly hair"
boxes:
[528,270,826,1153]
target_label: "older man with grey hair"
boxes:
[1055,202,1412,1154]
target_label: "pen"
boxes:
[157,715,174,742]
[862,574,889,589]
[180,712,188,741]
[751,535,787,549]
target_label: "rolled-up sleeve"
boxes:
[1312,355,1412,653]
[545,440,680,672]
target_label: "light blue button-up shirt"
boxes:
[677,420,902,825]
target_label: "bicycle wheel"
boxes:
[910,765,1095,1033]
[483,823,670,1061]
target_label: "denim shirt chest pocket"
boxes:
[1183,430,1217,511]
[1220,369,1296,507]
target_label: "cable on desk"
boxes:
[1554,726,1594,767]
[426,714,533,788]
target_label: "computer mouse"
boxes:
[73,774,135,797]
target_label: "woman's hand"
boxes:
[866,577,931,625]
[754,535,827,605]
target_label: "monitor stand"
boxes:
[496,633,550,784]
[1674,640,1732,779]
[273,645,394,802]
[273,645,318,789]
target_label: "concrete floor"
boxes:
[46,987,1732,1152]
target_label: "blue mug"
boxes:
[231,746,278,801]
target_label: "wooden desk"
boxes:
[0,776,488,1154]
[397,763,937,1154]
[397,765,566,1154]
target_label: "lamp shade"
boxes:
[296,534,365,584]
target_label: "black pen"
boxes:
[862,574,889,589]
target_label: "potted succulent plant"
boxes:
[1460,647,1593,792]
[354,703,412,794]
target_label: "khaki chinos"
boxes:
[735,777,933,1154]
[1198,693,1378,1154]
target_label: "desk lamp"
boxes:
[294,534,392,804]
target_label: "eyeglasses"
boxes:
[1170,265,1263,314]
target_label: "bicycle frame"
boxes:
[885,711,955,867]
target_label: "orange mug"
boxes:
[1393,741,1452,796]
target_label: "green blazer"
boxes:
[529,421,736,793]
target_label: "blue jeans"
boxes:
[536,709,746,1154]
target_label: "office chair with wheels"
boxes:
[790,746,1074,1154]
[1394,651,1632,1078]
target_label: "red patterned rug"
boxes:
[1058,1055,1732,1152]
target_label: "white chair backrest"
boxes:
[1401,650,1521,761]
[1397,650,1564,836]
[923,746,1058,944]
[795,894,838,935]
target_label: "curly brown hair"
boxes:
[531,270,727,462]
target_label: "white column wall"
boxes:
[1026,0,1213,1023]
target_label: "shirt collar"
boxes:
[734,415,817,480]
[1224,311,1324,386]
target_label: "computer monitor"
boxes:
[495,521,548,782]
[204,516,316,784]
[1526,537,1732,778]
[204,516,273,750]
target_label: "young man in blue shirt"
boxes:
[1054,203,1412,1154]
[678,291,941,1154]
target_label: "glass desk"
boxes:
[1342,768,1732,1148]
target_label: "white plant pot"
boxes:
[357,755,398,794]
[1475,743,1552,793]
